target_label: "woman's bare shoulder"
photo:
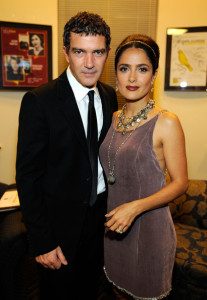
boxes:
[154,105,184,141]
[155,105,180,126]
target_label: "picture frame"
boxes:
[0,21,52,90]
[164,26,207,91]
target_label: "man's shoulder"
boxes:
[98,81,118,111]
[27,70,67,98]
[98,81,115,93]
[32,79,57,96]
[32,72,66,95]
[98,81,116,98]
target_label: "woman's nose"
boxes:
[128,70,137,83]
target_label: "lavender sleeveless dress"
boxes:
[99,113,176,299]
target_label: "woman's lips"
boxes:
[126,86,139,91]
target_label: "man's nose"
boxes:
[84,54,94,69]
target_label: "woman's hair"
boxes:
[115,34,160,74]
[63,11,111,53]
[10,56,19,64]
[29,33,44,47]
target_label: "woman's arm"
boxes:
[105,112,188,233]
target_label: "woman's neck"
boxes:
[35,46,42,51]
[125,98,150,117]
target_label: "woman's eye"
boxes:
[139,67,148,72]
[119,67,128,72]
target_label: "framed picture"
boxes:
[0,21,52,90]
[164,26,207,91]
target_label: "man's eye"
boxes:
[94,50,104,56]
[74,50,83,55]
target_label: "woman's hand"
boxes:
[104,201,142,234]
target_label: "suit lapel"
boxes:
[57,72,110,151]
[98,81,109,145]
[57,71,88,152]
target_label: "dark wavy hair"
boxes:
[115,34,160,74]
[29,33,44,47]
[63,11,111,53]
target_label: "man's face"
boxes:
[63,32,109,88]
[10,59,19,73]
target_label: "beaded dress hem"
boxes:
[104,267,172,300]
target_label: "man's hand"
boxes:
[35,246,68,270]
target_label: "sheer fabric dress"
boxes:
[99,113,176,300]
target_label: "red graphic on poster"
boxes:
[1,26,49,88]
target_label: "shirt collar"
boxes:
[66,67,100,103]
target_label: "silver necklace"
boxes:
[117,99,155,136]
[107,100,154,185]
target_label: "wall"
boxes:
[155,0,207,179]
[0,0,58,183]
[1,0,207,183]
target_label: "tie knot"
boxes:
[88,90,94,103]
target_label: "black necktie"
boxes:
[87,91,98,206]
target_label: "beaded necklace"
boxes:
[117,99,155,136]
[107,100,155,185]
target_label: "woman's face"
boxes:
[31,35,41,48]
[116,47,157,102]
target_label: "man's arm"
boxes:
[16,91,58,257]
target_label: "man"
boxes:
[7,56,23,81]
[16,12,117,300]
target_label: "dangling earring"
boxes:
[116,81,118,92]
[151,84,154,93]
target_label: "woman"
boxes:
[99,34,188,299]
[28,33,44,56]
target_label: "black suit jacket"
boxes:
[16,70,118,261]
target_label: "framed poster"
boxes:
[0,21,52,90]
[164,26,207,91]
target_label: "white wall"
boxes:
[155,0,207,179]
[0,0,58,183]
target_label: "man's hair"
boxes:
[63,11,111,53]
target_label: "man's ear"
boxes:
[106,47,111,58]
[63,46,69,63]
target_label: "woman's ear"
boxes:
[151,69,158,85]
[115,76,118,92]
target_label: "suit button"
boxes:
[86,176,91,182]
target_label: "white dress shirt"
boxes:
[66,67,106,194]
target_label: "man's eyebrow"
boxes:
[93,48,106,53]
[71,47,85,52]
[71,48,106,53]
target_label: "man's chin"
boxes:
[82,79,98,88]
